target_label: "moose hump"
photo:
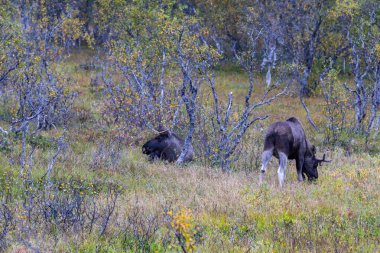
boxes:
[142,125,194,163]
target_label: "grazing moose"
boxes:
[260,117,330,187]
[142,125,194,163]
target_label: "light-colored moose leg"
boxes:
[260,150,272,185]
[277,152,288,187]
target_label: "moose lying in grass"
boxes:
[142,125,194,163]
[260,117,331,187]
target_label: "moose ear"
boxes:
[157,124,171,136]
[311,145,316,155]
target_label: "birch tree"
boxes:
[0,1,87,180]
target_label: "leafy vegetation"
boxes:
[0,0,379,252]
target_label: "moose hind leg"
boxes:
[277,152,288,187]
[260,150,273,173]
[259,150,272,184]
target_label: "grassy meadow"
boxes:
[1,50,379,252]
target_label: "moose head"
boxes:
[142,125,194,163]
[303,152,331,181]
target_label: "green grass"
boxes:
[2,148,379,252]
[1,51,379,252]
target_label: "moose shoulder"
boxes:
[142,125,194,163]
[260,117,330,187]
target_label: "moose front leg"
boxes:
[296,157,304,182]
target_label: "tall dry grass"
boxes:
[1,51,379,252]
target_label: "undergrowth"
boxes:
[0,51,379,252]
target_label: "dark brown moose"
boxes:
[142,125,194,163]
[260,117,330,187]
